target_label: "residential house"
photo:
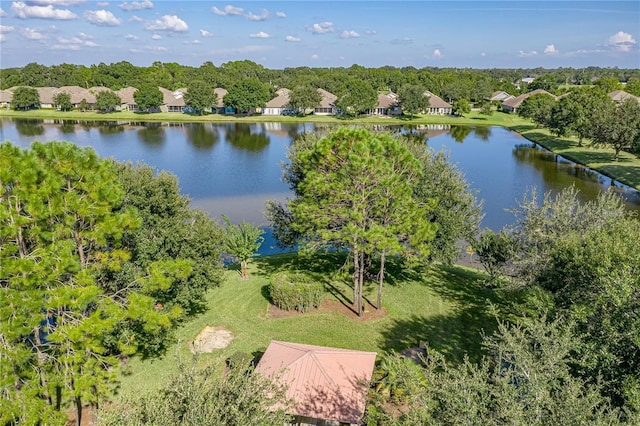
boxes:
[255,340,377,426]
[368,92,402,116]
[159,87,187,113]
[314,88,338,115]
[488,91,513,102]
[502,89,557,114]
[57,86,95,109]
[0,89,13,108]
[608,90,640,105]
[214,87,230,113]
[423,91,453,115]
[116,86,139,111]
[263,88,291,115]
[36,87,57,108]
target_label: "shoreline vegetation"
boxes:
[2,108,639,190]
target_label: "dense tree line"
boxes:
[3,61,639,103]
[0,142,225,425]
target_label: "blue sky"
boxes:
[0,1,638,69]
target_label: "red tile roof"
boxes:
[255,340,377,424]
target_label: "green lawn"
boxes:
[116,252,508,397]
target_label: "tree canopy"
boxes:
[133,85,163,112]
[95,90,121,112]
[0,142,189,425]
[223,78,271,114]
[287,85,322,114]
[268,128,438,315]
[11,86,40,110]
[184,80,217,114]
[53,91,72,111]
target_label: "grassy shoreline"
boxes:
[2,108,639,190]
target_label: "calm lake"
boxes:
[2,118,640,254]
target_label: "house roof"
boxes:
[266,88,291,108]
[317,88,337,108]
[489,91,512,101]
[159,87,187,107]
[36,87,57,104]
[502,88,556,109]
[0,90,13,102]
[116,86,138,104]
[214,87,228,107]
[608,90,640,103]
[376,92,398,109]
[424,90,452,108]
[57,86,94,104]
[255,340,377,424]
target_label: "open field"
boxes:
[116,252,509,397]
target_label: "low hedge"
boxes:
[269,272,323,313]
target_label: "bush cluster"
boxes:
[268,272,323,313]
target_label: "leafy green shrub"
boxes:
[226,352,253,370]
[268,272,323,313]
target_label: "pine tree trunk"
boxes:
[353,250,359,310]
[241,260,248,279]
[358,251,365,316]
[377,252,385,310]
[75,396,82,426]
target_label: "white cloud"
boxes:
[249,31,270,39]
[129,14,143,22]
[432,48,444,58]
[285,35,300,42]
[20,27,47,39]
[391,37,412,45]
[340,30,360,39]
[0,25,15,32]
[518,50,538,57]
[183,39,200,44]
[28,0,85,5]
[125,33,138,40]
[210,44,272,55]
[84,9,121,26]
[148,45,167,51]
[212,5,244,16]
[144,14,188,32]
[0,34,6,42]
[200,29,213,37]
[607,31,636,52]
[11,1,77,20]
[0,8,6,17]
[151,33,161,40]
[365,30,376,35]
[311,54,319,60]
[119,0,153,11]
[275,11,286,18]
[544,44,559,55]
[247,8,269,21]
[97,2,109,6]
[77,31,92,39]
[481,52,486,57]
[54,35,98,48]
[307,22,334,34]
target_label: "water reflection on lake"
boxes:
[2,118,639,253]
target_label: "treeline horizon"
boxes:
[2,61,639,103]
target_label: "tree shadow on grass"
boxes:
[381,265,509,365]
[509,124,536,133]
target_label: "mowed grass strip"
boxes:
[117,252,506,396]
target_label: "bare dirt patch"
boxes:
[268,299,387,321]
[188,325,234,353]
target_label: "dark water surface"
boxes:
[2,119,639,253]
